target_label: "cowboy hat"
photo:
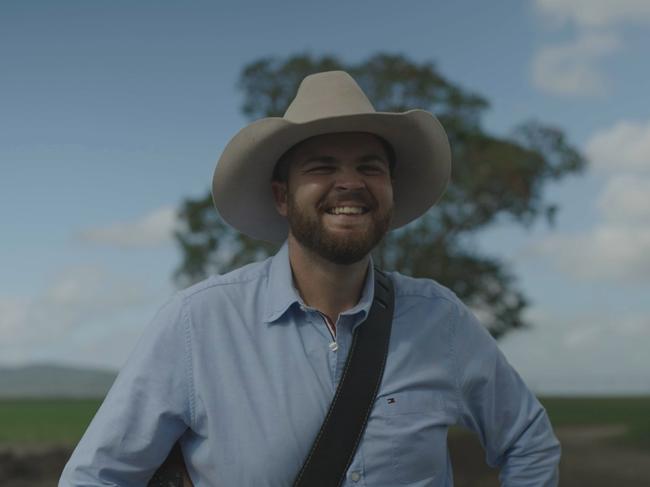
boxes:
[212,70,451,243]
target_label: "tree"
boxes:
[173,53,585,339]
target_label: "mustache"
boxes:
[318,190,377,210]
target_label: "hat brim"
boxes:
[212,109,451,243]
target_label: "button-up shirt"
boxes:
[60,243,560,486]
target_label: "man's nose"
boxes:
[334,168,365,191]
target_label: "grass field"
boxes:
[539,396,650,450]
[0,398,102,445]
[1,396,649,449]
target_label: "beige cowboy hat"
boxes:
[212,70,451,243]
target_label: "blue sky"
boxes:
[2,0,649,394]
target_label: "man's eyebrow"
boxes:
[300,155,337,165]
[358,153,389,164]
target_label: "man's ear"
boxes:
[271,181,288,217]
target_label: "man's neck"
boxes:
[287,236,370,324]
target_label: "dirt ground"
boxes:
[1,425,649,486]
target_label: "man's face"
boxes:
[272,132,394,265]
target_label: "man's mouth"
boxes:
[325,206,369,215]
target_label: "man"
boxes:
[60,71,560,486]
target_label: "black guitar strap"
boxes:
[292,268,394,487]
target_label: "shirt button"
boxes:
[350,471,361,482]
[328,341,338,352]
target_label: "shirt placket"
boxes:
[332,315,354,385]
[299,306,339,383]
[318,311,344,383]
[315,311,355,386]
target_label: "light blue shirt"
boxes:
[60,243,560,486]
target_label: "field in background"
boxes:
[0,398,101,446]
[1,396,649,486]
[540,396,650,450]
[1,396,648,448]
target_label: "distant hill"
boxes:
[0,364,117,398]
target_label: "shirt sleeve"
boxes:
[452,302,561,487]
[59,294,194,487]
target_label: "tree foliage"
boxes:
[174,53,585,338]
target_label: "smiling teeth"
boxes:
[329,206,365,215]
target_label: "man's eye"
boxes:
[360,164,385,174]
[307,166,334,173]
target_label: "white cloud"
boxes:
[531,0,650,97]
[563,325,600,350]
[0,297,30,337]
[535,225,650,282]
[531,32,620,96]
[499,307,650,394]
[0,266,152,360]
[42,267,149,325]
[585,120,650,172]
[78,206,179,248]
[535,0,650,28]
[598,175,650,223]
[528,119,650,282]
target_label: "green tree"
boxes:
[174,53,585,338]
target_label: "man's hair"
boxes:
[271,134,396,183]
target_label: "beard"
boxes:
[286,190,393,265]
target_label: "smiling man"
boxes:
[60,71,560,487]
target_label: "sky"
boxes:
[1,0,649,395]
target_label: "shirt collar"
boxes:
[340,263,375,324]
[263,242,376,324]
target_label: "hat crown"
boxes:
[284,71,376,123]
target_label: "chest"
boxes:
[186,304,458,486]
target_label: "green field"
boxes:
[1,396,649,449]
[539,396,650,450]
[0,398,102,446]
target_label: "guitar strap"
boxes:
[292,268,394,487]
[149,269,394,487]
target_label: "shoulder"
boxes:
[386,270,464,309]
[385,270,487,334]
[175,257,273,304]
